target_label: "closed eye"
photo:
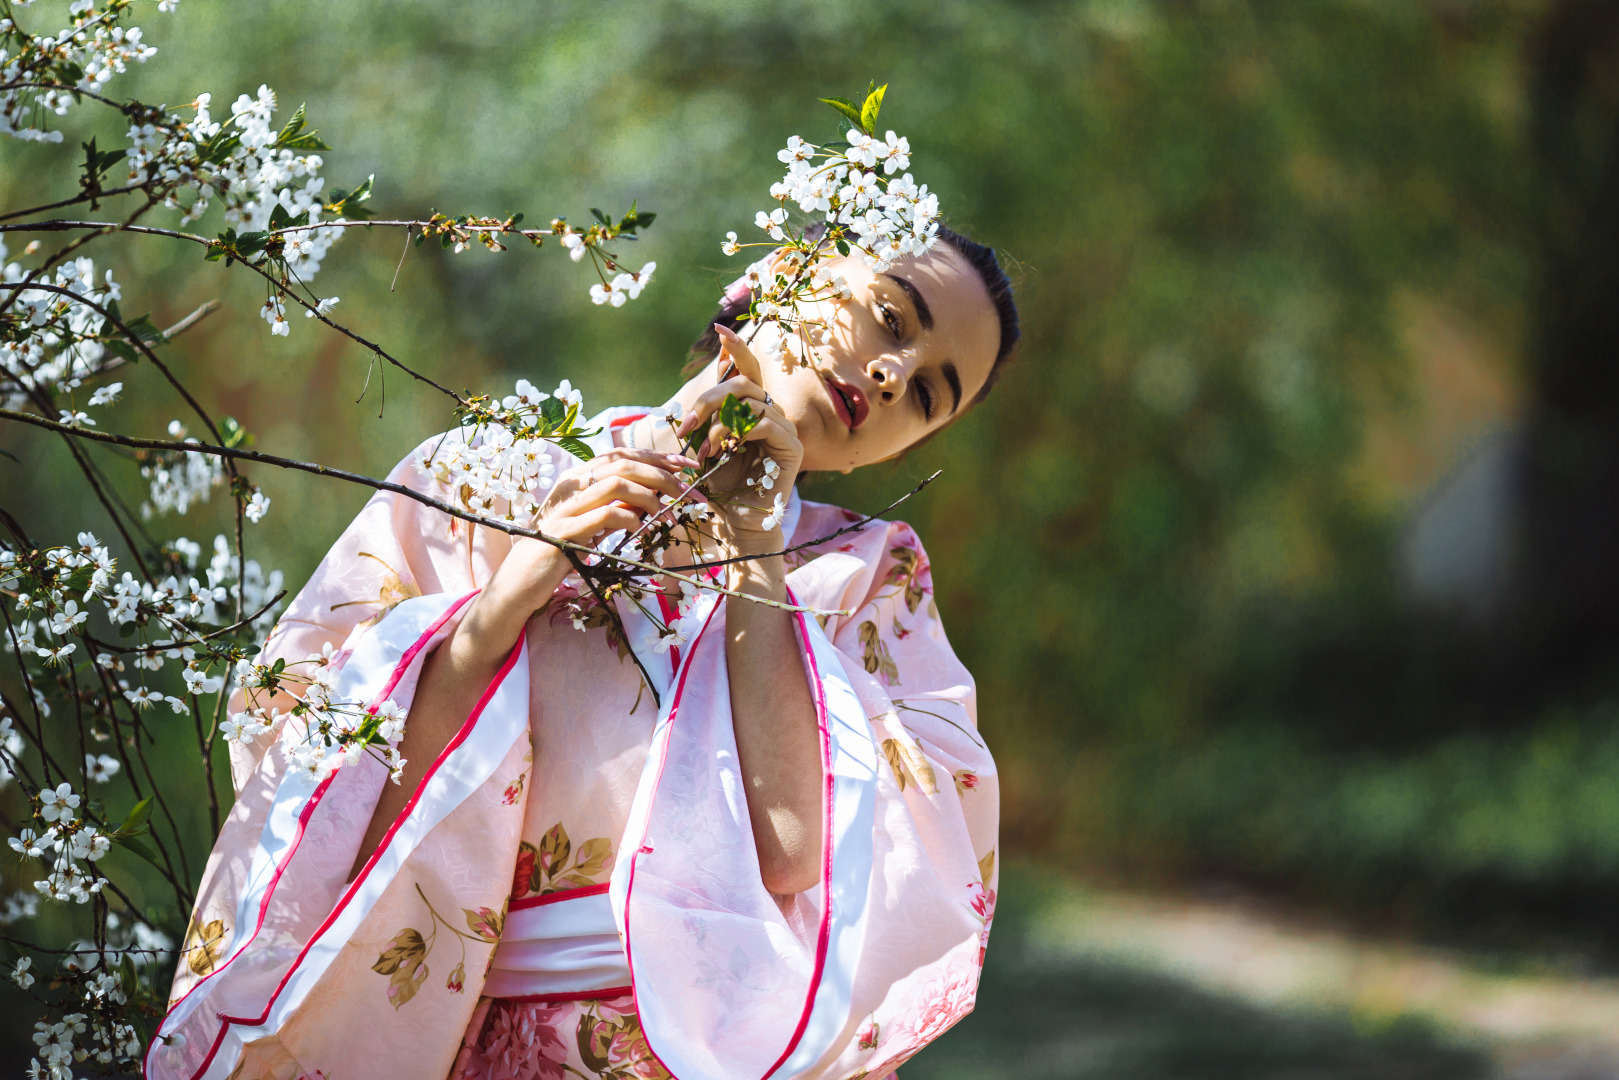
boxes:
[880,303,903,338]
[917,378,935,420]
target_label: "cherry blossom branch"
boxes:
[0,182,147,225]
[0,220,466,402]
[0,408,851,617]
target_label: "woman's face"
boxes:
[753,244,1000,474]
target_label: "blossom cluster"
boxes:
[139,420,227,517]
[0,0,162,144]
[225,638,411,784]
[721,85,942,368]
[0,521,284,1073]
[0,242,125,413]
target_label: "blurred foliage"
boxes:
[8,0,1617,1020]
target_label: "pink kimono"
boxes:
[147,409,999,1080]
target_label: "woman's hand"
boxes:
[676,324,803,556]
[474,447,700,641]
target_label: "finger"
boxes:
[594,460,705,504]
[557,504,641,544]
[556,449,695,490]
[714,322,764,387]
[562,476,668,518]
[738,415,801,458]
[696,395,795,462]
[676,373,765,439]
[552,451,696,502]
[587,446,700,471]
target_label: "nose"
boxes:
[867,356,907,404]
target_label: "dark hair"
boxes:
[686,224,1020,409]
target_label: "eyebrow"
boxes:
[883,273,934,331]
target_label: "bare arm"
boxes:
[680,324,824,895]
[726,552,823,896]
[348,448,695,880]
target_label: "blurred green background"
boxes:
[7,0,1619,1074]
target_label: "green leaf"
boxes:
[835,238,851,256]
[281,131,332,151]
[326,174,375,220]
[124,314,163,347]
[117,797,152,838]
[102,339,139,364]
[115,834,163,870]
[200,126,243,166]
[273,103,333,151]
[267,204,310,232]
[819,96,865,129]
[860,83,888,134]
[590,207,611,226]
[555,436,593,461]
[539,396,565,429]
[219,417,253,449]
[79,137,123,192]
[719,393,761,439]
[276,102,308,142]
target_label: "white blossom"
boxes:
[84,754,120,784]
[38,783,80,824]
[244,490,271,523]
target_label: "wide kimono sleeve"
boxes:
[606,512,998,1080]
[146,432,543,1080]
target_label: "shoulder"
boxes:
[791,497,934,568]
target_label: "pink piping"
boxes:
[759,590,835,1080]
[161,592,517,1080]
[499,985,634,1005]
[620,597,723,1080]
[509,881,611,911]
[146,591,477,1077]
[621,588,837,1080]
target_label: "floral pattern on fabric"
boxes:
[181,913,227,977]
[453,994,670,1080]
[327,550,423,630]
[881,736,938,795]
[372,884,507,1009]
[160,426,996,1080]
[510,823,614,902]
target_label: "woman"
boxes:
[147,226,1019,1080]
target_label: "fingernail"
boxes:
[698,440,710,460]
[673,455,699,468]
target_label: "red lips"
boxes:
[825,376,869,431]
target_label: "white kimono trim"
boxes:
[486,886,631,999]
[148,591,531,1080]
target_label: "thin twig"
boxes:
[666,471,942,572]
[565,549,661,710]
[391,226,411,292]
[0,182,146,225]
[83,591,285,656]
